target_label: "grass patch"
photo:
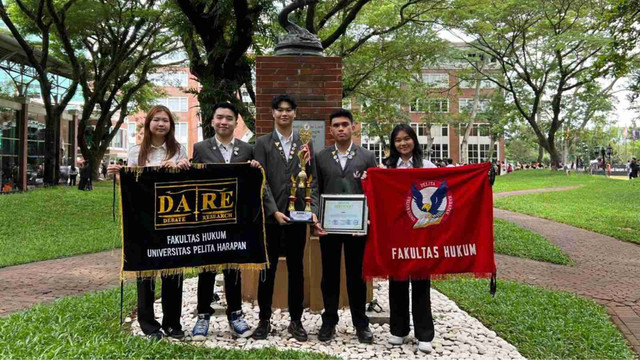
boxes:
[495,178,640,244]
[493,219,572,265]
[0,181,120,267]
[493,170,602,193]
[433,278,633,360]
[0,283,334,359]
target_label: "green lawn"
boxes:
[433,279,633,360]
[0,181,120,267]
[494,178,640,244]
[0,283,334,359]
[494,219,571,265]
[1,180,575,267]
[493,170,603,193]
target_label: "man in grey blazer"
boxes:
[252,94,322,342]
[315,109,377,343]
[190,102,260,340]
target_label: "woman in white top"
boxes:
[108,105,189,340]
[383,123,436,353]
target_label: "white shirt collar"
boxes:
[397,156,413,168]
[275,128,293,143]
[335,142,353,155]
[215,136,235,149]
[151,142,167,150]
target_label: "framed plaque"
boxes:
[320,194,368,235]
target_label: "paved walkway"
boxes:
[0,250,121,316]
[493,189,640,355]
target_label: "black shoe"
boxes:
[146,330,164,341]
[356,326,374,344]
[287,320,308,342]
[163,326,185,340]
[252,320,271,340]
[317,323,336,342]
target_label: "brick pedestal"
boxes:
[255,56,343,144]
[244,56,372,312]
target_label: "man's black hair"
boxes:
[211,102,239,120]
[329,108,354,124]
[271,94,297,110]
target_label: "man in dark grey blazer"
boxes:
[315,109,377,344]
[252,94,322,342]
[190,102,260,340]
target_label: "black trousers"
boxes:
[69,176,76,186]
[136,275,183,335]
[257,223,307,321]
[320,234,369,329]
[197,269,242,320]
[389,278,434,342]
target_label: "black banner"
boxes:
[119,164,268,277]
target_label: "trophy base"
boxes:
[289,211,314,223]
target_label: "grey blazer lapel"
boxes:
[272,131,289,166]
[208,138,225,163]
[228,141,241,163]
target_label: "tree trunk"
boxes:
[43,113,61,186]
[537,143,544,164]
[460,123,473,164]
[486,134,496,161]
[547,141,562,169]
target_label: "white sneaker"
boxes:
[388,334,409,345]
[418,341,433,353]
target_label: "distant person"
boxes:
[630,158,639,179]
[507,164,513,173]
[101,161,107,179]
[68,165,78,186]
[445,158,454,168]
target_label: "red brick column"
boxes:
[255,56,342,146]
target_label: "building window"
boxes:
[155,97,188,112]
[422,73,449,88]
[410,99,449,113]
[467,143,497,163]
[110,128,126,149]
[459,98,490,113]
[0,108,19,190]
[149,72,189,87]
[174,122,188,149]
[442,124,448,137]
[127,121,138,147]
[422,143,449,160]
[364,143,384,164]
[459,79,497,89]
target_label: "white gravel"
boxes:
[130,276,525,359]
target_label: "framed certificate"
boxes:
[320,194,368,235]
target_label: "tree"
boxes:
[0,0,79,185]
[448,0,638,168]
[173,0,448,138]
[47,0,178,179]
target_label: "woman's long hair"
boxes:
[138,105,180,166]
[385,123,423,169]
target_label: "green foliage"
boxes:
[0,182,120,267]
[0,284,335,359]
[446,0,638,167]
[433,279,633,360]
[494,172,640,243]
[494,219,572,265]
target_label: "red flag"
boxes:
[362,163,496,280]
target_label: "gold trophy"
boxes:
[288,123,314,223]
